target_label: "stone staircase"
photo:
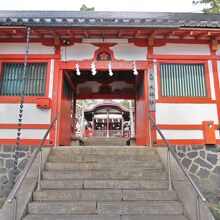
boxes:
[23,146,188,220]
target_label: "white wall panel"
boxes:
[153,60,158,100]
[208,60,216,100]
[157,130,203,140]
[0,104,51,124]
[217,61,220,88]
[0,43,54,54]
[217,45,220,55]
[112,44,147,61]
[48,59,54,99]
[0,129,48,139]
[156,103,218,124]
[61,43,98,61]
[153,43,210,55]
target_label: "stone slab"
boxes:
[23,215,121,220]
[33,189,122,201]
[84,180,169,189]
[28,201,97,215]
[97,201,183,215]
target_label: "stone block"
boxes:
[0,154,11,158]
[194,158,213,169]
[18,158,29,170]
[182,158,191,169]
[197,168,210,178]
[189,164,199,174]
[5,159,14,169]
[207,154,218,165]
[213,166,220,175]
[0,158,4,166]
[187,151,198,158]
[3,146,15,152]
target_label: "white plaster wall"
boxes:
[48,59,54,99]
[217,61,220,88]
[153,43,210,55]
[153,61,158,100]
[157,130,203,140]
[61,43,98,61]
[156,103,218,124]
[208,60,216,100]
[217,45,220,55]
[0,129,48,139]
[111,44,147,61]
[0,104,51,124]
[0,43,54,54]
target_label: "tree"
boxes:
[80,4,95,11]
[193,0,220,13]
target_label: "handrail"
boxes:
[8,112,59,204]
[148,112,206,202]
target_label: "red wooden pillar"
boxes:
[135,70,150,146]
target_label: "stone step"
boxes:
[84,180,169,190]
[122,215,188,220]
[23,215,120,220]
[45,161,163,171]
[51,146,156,155]
[42,169,167,180]
[33,189,176,202]
[33,190,122,201]
[97,201,183,215]
[28,201,97,215]
[23,214,188,220]
[41,180,84,189]
[40,179,169,190]
[48,154,160,163]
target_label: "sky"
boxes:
[0,0,205,13]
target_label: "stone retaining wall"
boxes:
[174,145,220,219]
[0,145,34,197]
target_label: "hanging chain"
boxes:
[12,27,31,186]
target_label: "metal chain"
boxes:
[12,27,31,186]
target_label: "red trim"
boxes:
[60,60,149,70]
[156,139,205,146]
[0,54,59,59]
[158,124,219,130]
[209,47,220,134]
[152,55,215,60]
[0,139,53,146]
[156,60,212,103]
[0,124,50,129]
[50,49,61,146]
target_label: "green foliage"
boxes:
[80,4,95,11]
[193,0,220,13]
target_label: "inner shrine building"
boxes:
[0,11,220,146]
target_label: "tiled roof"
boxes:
[0,11,220,28]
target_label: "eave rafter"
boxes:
[0,27,220,42]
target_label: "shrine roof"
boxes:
[0,11,220,28]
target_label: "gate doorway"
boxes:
[57,64,150,146]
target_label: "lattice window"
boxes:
[160,63,207,97]
[0,63,47,96]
